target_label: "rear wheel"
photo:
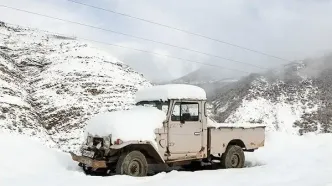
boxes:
[221,145,245,168]
[116,151,148,177]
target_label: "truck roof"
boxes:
[135,84,207,103]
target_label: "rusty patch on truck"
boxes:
[258,140,265,147]
[70,152,107,169]
[196,147,205,158]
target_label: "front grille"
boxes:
[92,137,103,146]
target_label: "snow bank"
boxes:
[0,132,77,179]
[85,106,166,144]
[1,131,332,185]
[135,84,207,102]
[207,117,266,128]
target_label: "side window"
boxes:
[182,103,199,121]
[171,102,199,122]
[171,103,181,121]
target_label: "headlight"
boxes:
[96,142,102,149]
[103,135,112,148]
[87,136,93,146]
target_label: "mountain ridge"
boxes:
[0,22,151,151]
[210,59,332,134]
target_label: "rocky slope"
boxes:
[210,58,332,135]
[0,22,150,151]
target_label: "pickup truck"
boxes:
[70,84,265,176]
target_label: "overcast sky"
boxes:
[1,0,332,82]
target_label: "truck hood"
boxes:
[84,106,166,143]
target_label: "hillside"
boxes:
[0,22,150,151]
[171,66,244,84]
[170,66,243,98]
[210,58,332,134]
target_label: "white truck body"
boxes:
[71,84,266,176]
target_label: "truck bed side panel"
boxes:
[209,127,265,155]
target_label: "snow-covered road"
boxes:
[1,132,332,186]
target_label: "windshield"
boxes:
[136,101,169,114]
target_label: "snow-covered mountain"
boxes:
[0,22,150,151]
[171,66,244,84]
[1,22,332,186]
[170,66,243,98]
[210,58,332,134]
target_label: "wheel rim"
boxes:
[230,154,240,167]
[128,160,141,176]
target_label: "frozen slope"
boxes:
[210,62,332,135]
[0,23,150,151]
[0,40,57,148]
[1,132,332,186]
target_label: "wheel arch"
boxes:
[227,139,246,149]
[120,144,165,164]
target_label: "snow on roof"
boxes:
[135,84,207,102]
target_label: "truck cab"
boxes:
[136,99,208,161]
[70,84,265,176]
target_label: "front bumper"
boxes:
[70,152,107,169]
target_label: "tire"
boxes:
[116,151,148,177]
[221,145,245,169]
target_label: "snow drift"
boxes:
[1,131,332,186]
[0,132,77,178]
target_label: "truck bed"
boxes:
[207,122,266,155]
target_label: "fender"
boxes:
[110,140,165,164]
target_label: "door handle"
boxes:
[194,132,200,136]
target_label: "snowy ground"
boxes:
[1,132,332,186]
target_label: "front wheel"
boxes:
[116,151,148,177]
[221,145,245,168]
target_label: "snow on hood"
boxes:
[85,106,166,143]
[135,84,207,102]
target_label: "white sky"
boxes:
[1,0,332,82]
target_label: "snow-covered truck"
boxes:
[70,84,266,176]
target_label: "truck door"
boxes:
[167,101,203,160]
